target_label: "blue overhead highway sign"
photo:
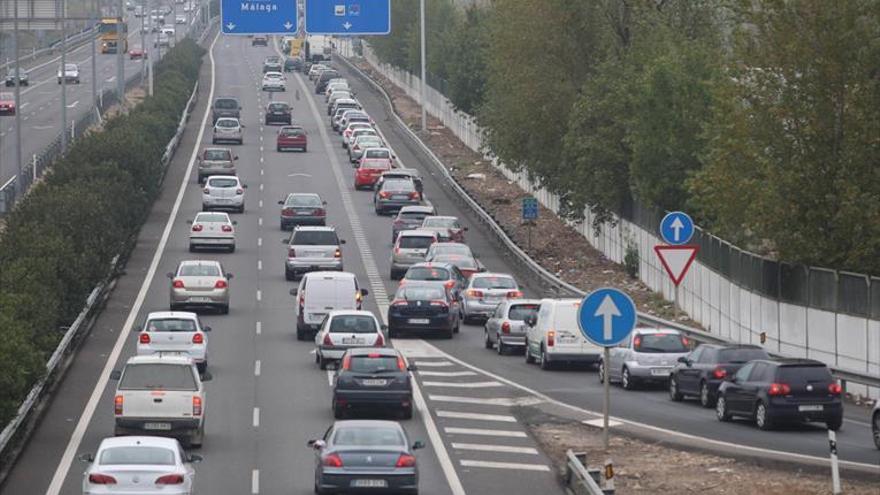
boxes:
[577,288,637,347]
[660,211,694,245]
[221,0,299,35]
[304,0,391,35]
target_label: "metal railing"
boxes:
[565,450,615,495]
[336,51,880,393]
[0,26,99,73]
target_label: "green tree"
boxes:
[445,5,490,114]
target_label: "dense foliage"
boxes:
[368,0,880,274]
[0,39,205,427]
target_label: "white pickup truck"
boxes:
[111,355,208,447]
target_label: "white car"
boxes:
[524,298,604,369]
[346,127,378,149]
[291,271,367,340]
[314,310,386,369]
[57,63,80,84]
[135,311,211,372]
[349,135,384,163]
[261,71,286,92]
[80,436,201,494]
[202,175,246,213]
[175,14,186,24]
[188,211,236,252]
[308,63,329,80]
[212,117,243,145]
[324,82,351,101]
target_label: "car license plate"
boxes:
[190,297,211,303]
[342,338,365,345]
[144,422,171,431]
[650,368,671,377]
[362,379,388,386]
[408,318,430,324]
[798,405,823,412]
[352,479,387,488]
[296,211,310,215]
[393,195,409,200]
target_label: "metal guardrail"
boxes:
[564,450,614,495]
[336,52,880,393]
[0,26,99,74]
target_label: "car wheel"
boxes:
[220,304,229,315]
[621,367,634,390]
[296,323,307,341]
[755,401,774,430]
[669,376,683,401]
[524,339,536,364]
[229,244,236,253]
[302,146,307,152]
[716,395,731,422]
[400,404,413,420]
[496,336,506,355]
[484,331,493,350]
[318,354,327,370]
[443,326,454,339]
[189,425,204,448]
[597,361,606,384]
[539,346,552,370]
[285,268,295,281]
[699,380,715,408]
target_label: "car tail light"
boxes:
[393,219,404,226]
[191,224,203,232]
[139,333,151,344]
[391,299,408,306]
[315,208,326,216]
[501,322,511,334]
[375,332,385,347]
[767,383,791,396]
[467,290,484,298]
[214,280,228,289]
[236,188,244,195]
[221,225,233,232]
[341,353,352,370]
[547,330,555,347]
[393,246,400,254]
[288,247,296,257]
[395,454,417,468]
[322,453,343,467]
[192,333,204,344]
[444,280,455,289]
[323,333,333,346]
[828,383,842,395]
[397,356,406,370]
[192,396,202,416]
[89,474,117,485]
[114,395,123,415]
[409,192,419,199]
[506,290,523,298]
[379,191,391,199]
[430,300,448,307]
[681,336,690,347]
[156,474,185,485]
[633,336,642,348]
[203,187,210,194]
[334,248,342,258]
[282,207,295,217]
[711,367,727,380]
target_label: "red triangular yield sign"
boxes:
[654,245,699,286]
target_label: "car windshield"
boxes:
[634,333,689,353]
[717,348,769,363]
[329,315,377,334]
[508,304,540,320]
[347,355,402,373]
[179,264,221,277]
[286,194,321,206]
[399,236,434,249]
[382,179,415,192]
[146,318,197,332]
[203,149,230,160]
[435,254,477,269]
[100,446,175,466]
[333,426,405,447]
[399,286,446,301]
[407,267,450,281]
[208,178,238,188]
[281,127,305,137]
[195,213,228,223]
[214,99,238,109]
[119,363,197,391]
[364,149,390,159]
[472,276,516,289]
[292,230,338,245]
[423,217,457,228]
[216,120,238,128]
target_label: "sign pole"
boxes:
[673,284,679,321]
[602,346,610,450]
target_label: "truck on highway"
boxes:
[99,17,128,54]
[305,35,332,62]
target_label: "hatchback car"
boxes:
[341,122,374,147]
[599,329,691,389]
[212,117,243,145]
[461,273,522,322]
[136,311,211,372]
[325,82,351,101]
[332,349,415,419]
[349,135,384,163]
[315,69,340,93]
[57,63,80,84]
[484,299,541,354]
[0,92,14,116]
[669,344,770,407]
[425,252,484,279]
[420,216,467,243]
[391,206,436,243]
[284,226,346,280]
[308,420,423,494]
[374,179,420,215]
[197,147,237,183]
[346,127,379,150]
[387,283,459,338]
[327,93,355,114]
[202,175,246,213]
[167,260,232,313]
[252,35,268,46]
[279,192,327,229]
[315,310,386,369]
[308,63,329,80]
[399,262,466,294]
[263,61,283,73]
[390,230,438,280]
[79,436,201,495]
[276,125,308,152]
[261,71,286,92]
[336,110,371,132]
[716,358,843,430]
[354,151,394,190]
[376,169,424,197]
[425,242,473,261]
[211,96,241,123]
[188,211,236,252]
[284,56,304,72]
[265,101,292,125]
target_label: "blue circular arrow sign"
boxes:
[660,211,694,245]
[577,288,637,347]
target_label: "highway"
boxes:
[1,30,877,495]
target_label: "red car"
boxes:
[276,125,307,152]
[0,92,15,116]
[354,157,393,190]
[129,48,147,60]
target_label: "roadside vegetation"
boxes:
[0,39,205,427]
[369,0,880,274]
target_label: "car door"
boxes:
[676,346,705,394]
[607,334,631,381]
[725,362,756,414]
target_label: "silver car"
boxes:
[391,206,436,243]
[135,311,211,372]
[279,193,328,229]
[284,226,346,280]
[261,71,286,91]
[390,230,438,280]
[461,273,523,322]
[600,328,691,390]
[374,178,420,215]
[346,127,379,150]
[314,310,386,369]
[188,211,236,252]
[484,299,541,354]
[57,63,80,84]
[197,147,238,183]
[420,215,467,243]
[212,117,243,145]
[167,260,232,314]
[348,135,384,163]
[202,175,246,212]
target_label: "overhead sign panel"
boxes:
[221,0,298,35]
[654,245,699,286]
[304,0,390,35]
[0,0,67,30]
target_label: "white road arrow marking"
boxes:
[595,295,621,341]
[284,21,293,30]
[226,22,236,31]
[343,21,352,30]
[670,216,684,242]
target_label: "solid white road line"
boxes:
[257,237,262,247]
[445,427,527,438]
[251,469,259,494]
[252,407,260,428]
[452,443,539,455]
[422,380,503,388]
[417,370,477,377]
[254,360,261,376]
[44,31,222,495]
[460,460,550,472]
[436,410,517,423]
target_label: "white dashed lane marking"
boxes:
[436,411,517,423]
[452,443,539,455]
[460,460,550,472]
[444,427,528,438]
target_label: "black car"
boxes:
[377,170,424,196]
[252,35,268,46]
[374,178,421,215]
[716,358,843,430]
[387,283,460,339]
[264,101,292,125]
[333,348,415,419]
[284,57,303,72]
[315,69,340,94]
[211,96,241,124]
[308,420,424,495]
[669,344,770,407]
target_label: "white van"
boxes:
[291,271,368,340]
[524,298,603,369]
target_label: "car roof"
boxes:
[432,242,469,250]
[302,271,356,280]
[327,310,377,319]
[761,357,828,367]
[195,211,231,220]
[399,206,435,214]
[632,328,682,335]
[505,298,542,306]
[470,272,514,280]
[99,436,181,450]
[399,229,437,238]
[203,146,232,152]
[424,215,457,221]
[179,259,222,267]
[215,117,240,123]
[207,175,240,181]
[294,225,335,231]
[382,169,420,178]
[409,262,456,271]
[145,311,198,320]
[125,354,193,365]
[268,101,290,106]
[345,347,400,358]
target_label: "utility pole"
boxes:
[91,0,98,114]
[61,5,68,152]
[419,0,426,132]
[116,0,125,106]
[146,0,153,96]
[13,0,23,189]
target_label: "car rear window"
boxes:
[434,254,477,269]
[100,446,175,466]
[329,315,377,334]
[269,103,289,111]
[286,194,321,206]
[399,236,434,249]
[292,230,338,245]
[347,354,401,373]
[119,363,197,391]
[357,137,383,147]
[214,99,238,109]
[364,149,390,159]
[208,178,238,188]
[382,179,415,192]
[423,217,457,228]
[400,211,429,221]
[179,264,221,277]
[634,333,689,353]
[776,365,832,384]
[508,304,539,320]
[195,213,228,223]
[216,119,238,128]
[0,92,12,100]
[146,318,197,332]
[717,348,769,363]
[203,149,230,160]
[431,244,471,256]
[281,127,305,137]
[348,116,370,124]
[333,426,405,447]
[407,267,450,281]
[472,276,516,289]
[399,286,446,301]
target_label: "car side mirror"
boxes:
[278,200,285,205]
[226,273,234,279]
[412,440,425,450]
[308,439,326,450]
[242,184,248,189]
[282,238,289,244]
[290,288,299,296]
[232,221,238,226]
[200,371,213,382]
[339,239,347,244]
[361,288,369,297]
[203,326,212,332]
[110,370,122,380]
[133,324,142,332]
[166,272,174,279]
[380,324,388,331]
[463,227,469,231]
[677,356,690,365]
[234,156,239,160]
[323,201,328,205]
[388,294,396,302]
[188,453,204,464]
[524,315,537,327]
[408,363,417,372]
[186,219,193,224]
[77,452,94,463]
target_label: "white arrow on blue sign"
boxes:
[221,0,299,35]
[305,0,390,35]
[660,211,694,245]
[577,288,637,347]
